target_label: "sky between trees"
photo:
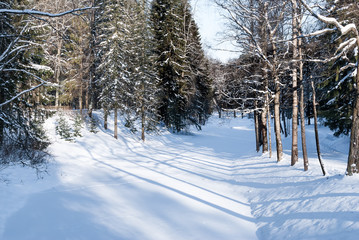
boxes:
[190,0,239,62]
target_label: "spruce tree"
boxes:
[151,0,188,132]
[0,0,49,157]
[151,0,212,132]
[317,0,359,136]
[96,0,130,138]
[186,19,213,127]
[128,0,159,140]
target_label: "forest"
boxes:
[1,0,359,177]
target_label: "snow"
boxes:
[1,111,359,240]
[0,7,93,17]
[27,63,53,72]
[341,24,357,36]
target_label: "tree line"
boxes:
[1,0,359,176]
[213,0,359,175]
[0,0,213,164]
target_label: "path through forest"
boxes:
[1,113,358,240]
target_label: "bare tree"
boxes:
[215,0,288,161]
[29,0,92,109]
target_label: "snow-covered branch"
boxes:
[299,28,336,38]
[299,0,359,38]
[0,7,94,17]
[0,69,54,108]
[0,23,28,63]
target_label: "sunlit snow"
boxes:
[1,111,359,240]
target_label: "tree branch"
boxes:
[0,7,94,17]
[0,69,55,108]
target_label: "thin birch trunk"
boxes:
[255,101,261,152]
[268,102,272,158]
[299,23,309,171]
[291,0,299,166]
[274,76,283,162]
[311,79,326,176]
[271,41,283,162]
[347,62,359,175]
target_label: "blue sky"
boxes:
[190,0,239,62]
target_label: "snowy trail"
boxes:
[1,113,359,240]
[1,115,258,240]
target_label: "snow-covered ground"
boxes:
[1,111,359,240]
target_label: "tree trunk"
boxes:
[104,108,108,130]
[268,102,272,158]
[114,108,118,139]
[299,24,309,171]
[141,83,145,142]
[0,88,4,145]
[274,77,283,162]
[307,82,311,125]
[261,110,268,153]
[307,101,311,125]
[55,38,63,108]
[300,70,308,171]
[254,101,261,152]
[79,60,83,114]
[282,110,288,137]
[269,25,283,162]
[291,0,299,166]
[346,63,359,175]
[141,104,145,142]
[88,69,94,118]
[311,80,326,176]
[88,0,96,118]
[85,80,89,111]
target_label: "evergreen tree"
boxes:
[317,0,359,136]
[96,0,130,138]
[128,0,159,140]
[186,20,213,127]
[151,0,189,132]
[95,0,159,139]
[0,0,49,159]
[151,0,212,132]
